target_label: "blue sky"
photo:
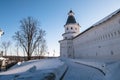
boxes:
[0,0,120,56]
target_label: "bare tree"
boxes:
[13,17,46,60]
[14,43,19,56]
[40,40,47,56]
[1,41,11,56]
[35,40,47,58]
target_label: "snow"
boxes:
[1,58,120,80]
[0,58,67,80]
[61,58,120,80]
[61,58,105,80]
[0,57,6,60]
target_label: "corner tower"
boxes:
[62,10,80,39]
[59,10,80,58]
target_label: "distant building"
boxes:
[59,9,120,59]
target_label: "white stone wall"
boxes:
[66,40,74,58]
[73,12,120,59]
[59,39,74,58]
[59,40,68,57]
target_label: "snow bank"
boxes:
[0,58,67,80]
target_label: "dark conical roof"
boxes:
[66,10,77,25]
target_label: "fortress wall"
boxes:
[59,40,68,57]
[73,13,120,59]
[59,39,74,58]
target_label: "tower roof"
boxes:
[66,10,77,25]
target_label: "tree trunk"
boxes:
[27,52,31,60]
[27,56,31,60]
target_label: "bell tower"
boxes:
[62,10,80,39]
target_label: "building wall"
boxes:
[73,12,120,59]
[59,40,68,57]
[67,40,74,58]
[59,39,74,58]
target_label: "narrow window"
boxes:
[96,52,98,56]
[111,51,114,55]
[118,30,120,35]
[71,27,73,30]
[108,34,110,38]
[105,34,107,39]
[103,35,105,39]
[111,33,113,37]
[101,36,102,40]
[114,31,117,36]
[67,27,68,30]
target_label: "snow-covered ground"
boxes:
[0,58,120,80]
[0,58,67,80]
[61,58,120,80]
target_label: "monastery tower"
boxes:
[59,10,80,58]
[62,10,80,39]
[60,8,120,59]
